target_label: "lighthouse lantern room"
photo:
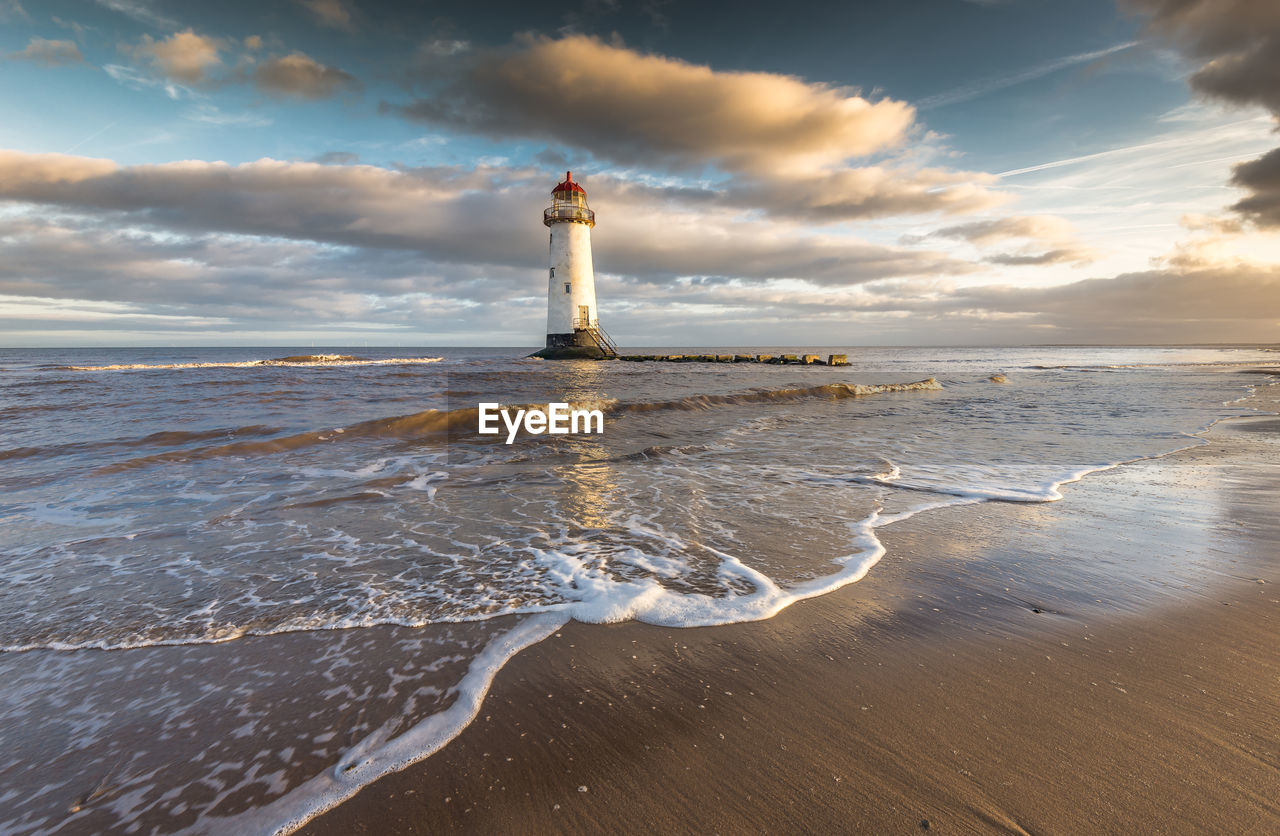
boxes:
[535,171,617,359]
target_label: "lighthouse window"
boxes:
[549,267,555,278]
[564,283,571,293]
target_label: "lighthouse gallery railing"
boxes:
[544,206,596,225]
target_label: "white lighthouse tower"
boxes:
[536,171,616,359]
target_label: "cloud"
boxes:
[115,32,358,101]
[184,104,273,127]
[0,216,495,340]
[0,149,980,322]
[982,248,1095,266]
[297,0,357,31]
[917,215,1076,246]
[390,34,1003,223]
[533,147,570,169]
[598,224,977,286]
[1127,0,1280,111]
[1,150,1274,344]
[953,262,1280,338]
[92,0,176,29]
[0,151,116,185]
[254,52,360,99]
[590,166,1005,224]
[911,214,1097,266]
[1126,0,1280,225]
[0,1,29,22]
[394,34,914,175]
[8,38,84,67]
[1231,146,1280,224]
[724,166,1006,221]
[131,30,222,85]
[916,41,1140,110]
[104,63,193,99]
[1180,213,1246,234]
[994,130,1229,178]
[629,259,1280,345]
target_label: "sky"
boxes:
[0,0,1277,347]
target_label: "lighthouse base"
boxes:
[529,331,610,360]
[530,345,609,360]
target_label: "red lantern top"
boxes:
[553,171,586,194]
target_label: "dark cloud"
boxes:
[1127,0,1280,110]
[254,52,360,99]
[957,263,1280,338]
[532,147,570,169]
[8,38,84,66]
[1126,0,1280,225]
[1230,146,1280,223]
[297,0,357,31]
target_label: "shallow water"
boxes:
[0,345,1275,833]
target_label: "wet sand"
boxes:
[305,415,1280,834]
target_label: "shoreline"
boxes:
[302,411,1280,833]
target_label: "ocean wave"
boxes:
[0,424,284,463]
[1025,361,1271,370]
[92,408,477,474]
[56,354,445,371]
[94,378,941,473]
[613,378,941,413]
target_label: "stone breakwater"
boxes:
[617,353,849,366]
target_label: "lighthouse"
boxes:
[534,171,617,360]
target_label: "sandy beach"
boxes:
[305,413,1280,834]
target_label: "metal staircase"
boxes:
[572,318,618,357]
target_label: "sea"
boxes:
[0,344,1276,834]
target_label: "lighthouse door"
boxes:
[578,305,591,328]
